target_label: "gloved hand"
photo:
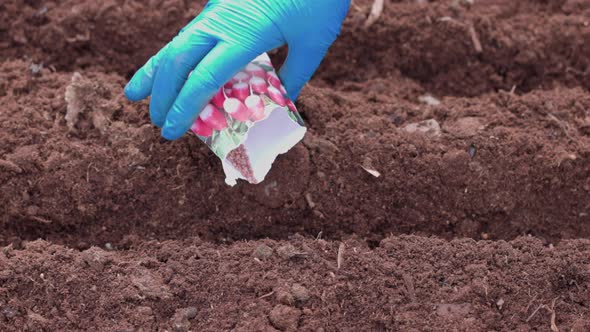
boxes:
[124,0,350,140]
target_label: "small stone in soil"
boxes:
[276,244,298,259]
[180,307,198,320]
[253,244,273,260]
[2,306,17,319]
[291,284,310,303]
[418,94,441,106]
[269,304,301,331]
[171,308,193,332]
[403,119,441,137]
[80,246,110,272]
[275,289,294,305]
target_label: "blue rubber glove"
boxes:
[124,0,350,140]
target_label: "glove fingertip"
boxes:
[124,77,150,102]
[161,125,184,141]
[161,115,189,141]
[123,82,140,101]
[279,73,305,101]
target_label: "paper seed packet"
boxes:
[190,53,307,186]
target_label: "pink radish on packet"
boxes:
[224,88,233,98]
[224,97,251,122]
[267,71,281,89]
[189,53,306,186]
[279,84,287,96]
[286,100,297,112]
[250,76,268,95]
[245,63,266,78]
[267,86,287,107]
[211,90,226,109]
[191,118,213,137]
[246,95,265,121]
[200,104,228,131]
[232,71,251,83]
[232,82,250,101]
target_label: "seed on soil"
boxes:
[469,144,477,159]
[253,244,273,260]
[29,63,43,76]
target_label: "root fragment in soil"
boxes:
[337,242,345,269]
[468,24,483,53]
[547,113,574,142]
[361,157,381,177]
[525,297,561,332]
[364,0,384,28]
[258,291,275,299]
[0,159,22,173]
[403,274,417,303]
[30,216,52,225]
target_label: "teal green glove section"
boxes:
[124,0,350,140]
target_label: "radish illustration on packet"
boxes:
[190,53,307,186]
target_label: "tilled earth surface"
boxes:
[1,0,590,331]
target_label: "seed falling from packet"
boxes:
[190,53,307,186]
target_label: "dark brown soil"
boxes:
[2,236,590,331]
[1,0,590,330]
